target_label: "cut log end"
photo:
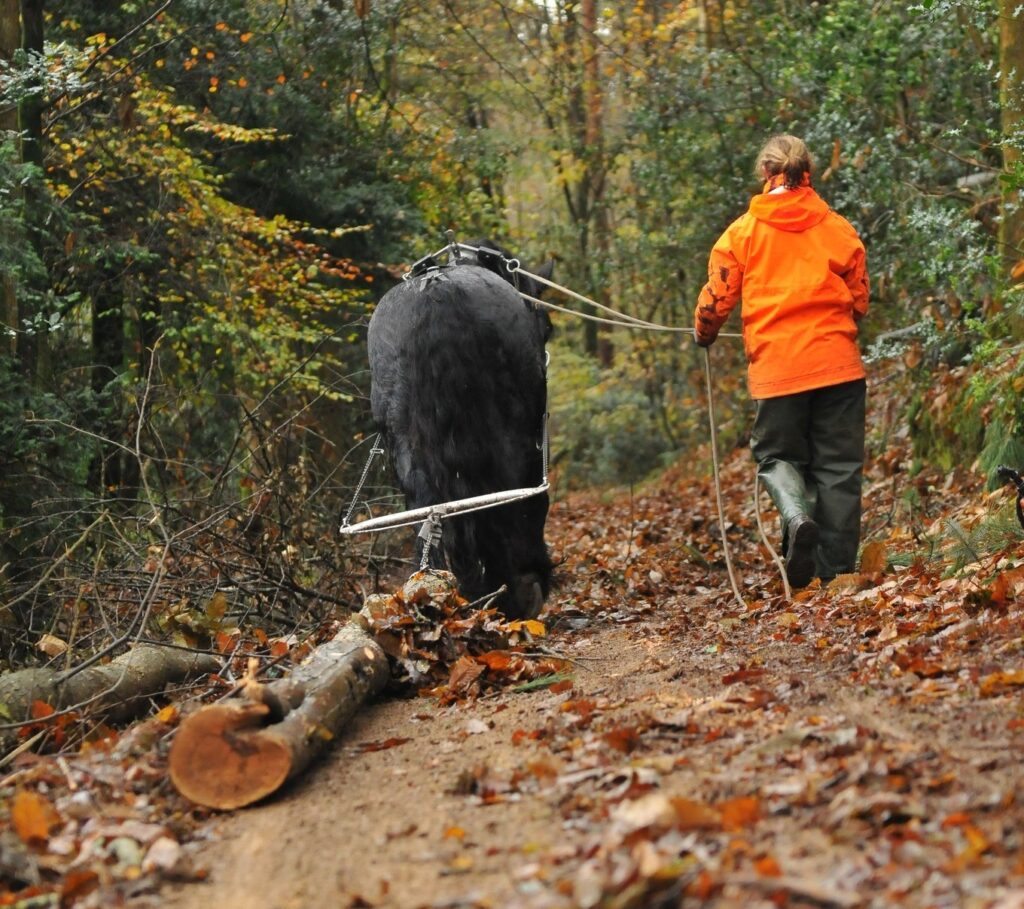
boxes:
[168,617,389,810]
[169,701,293,810]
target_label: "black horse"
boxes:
[367,242,554,619]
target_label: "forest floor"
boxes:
[150,435,1024,909]
[6,379,1024,908]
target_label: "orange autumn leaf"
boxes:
[670,797,721,831]
[721,667,766,685]
[754,854,782,877]
[448,655,485,693]
[61,869,99,901]
[963,825,990,854]
[12,790,60,844]
[719,795,761,831]
[476,651,513,671]
[859,540,887,574]
[690,870,718,899]
[988,572,1011,606]
[602,725,640,753]
[560,698,597,721]
[980,670,1024,697]
[443,826,466,840]
[215,629,239,654]
[31,700,55,719]
[526,757,560,780]
[504,619,546,637]
[357,737,411,753]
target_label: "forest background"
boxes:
[1,0,1023,682]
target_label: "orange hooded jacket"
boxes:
[694,176,869,400]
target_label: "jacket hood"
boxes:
[748,186,829,232]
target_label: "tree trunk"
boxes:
[89,272,127,493]
[17,0,47,380]
[169,616,389,810]
[1,0,19,355]
[0,644,220,756]
[581,0,612,365]
[1000,0,1024,273]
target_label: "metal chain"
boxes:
[418,513,444,569]
[340,433,385,529]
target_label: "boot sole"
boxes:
[785,520,819,588]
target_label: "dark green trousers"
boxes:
[750,379,866,579]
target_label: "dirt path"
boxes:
[150,580,1024,909]
[156,623,678,909]
[131,461,1024,909]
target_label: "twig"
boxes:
[463,584,508,611]
[1,512,107,613]
[0,730,47,770]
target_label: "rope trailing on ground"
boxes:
[703,347,746,609]
[754,474,792,601]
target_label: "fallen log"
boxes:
[0,644,220,756]
[169,616,389,810]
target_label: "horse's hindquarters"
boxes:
[367,262,553,617]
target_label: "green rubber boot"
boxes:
[757,460,819,588]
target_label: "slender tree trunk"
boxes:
[89,273,126,493]
[581,0,612,365]
[1000,0,1024,272]
[701,0,721,51]
[1,0,19,356]
[17,0,46,380]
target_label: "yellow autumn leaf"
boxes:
[156,704,179,724]
[36,633,68,657]
[980,670,1024,697]
[504,619,546,636]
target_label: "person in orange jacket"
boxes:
[694,134,869,587]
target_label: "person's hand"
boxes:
[694,330,716,348]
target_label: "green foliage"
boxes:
[0,138,45,308]
[943,505,1023,575]
[4,0,1023,605]
[550,343,693,489]
[0,354,102,562]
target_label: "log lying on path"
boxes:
[0,644,220,756]
[169,616,389,810]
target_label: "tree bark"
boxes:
[88,271,127,493]
[16,0,46,380]
[1,0,19,355]
[169,617,389,810]
[1000,0,1024,272]
[0,644,220,755]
